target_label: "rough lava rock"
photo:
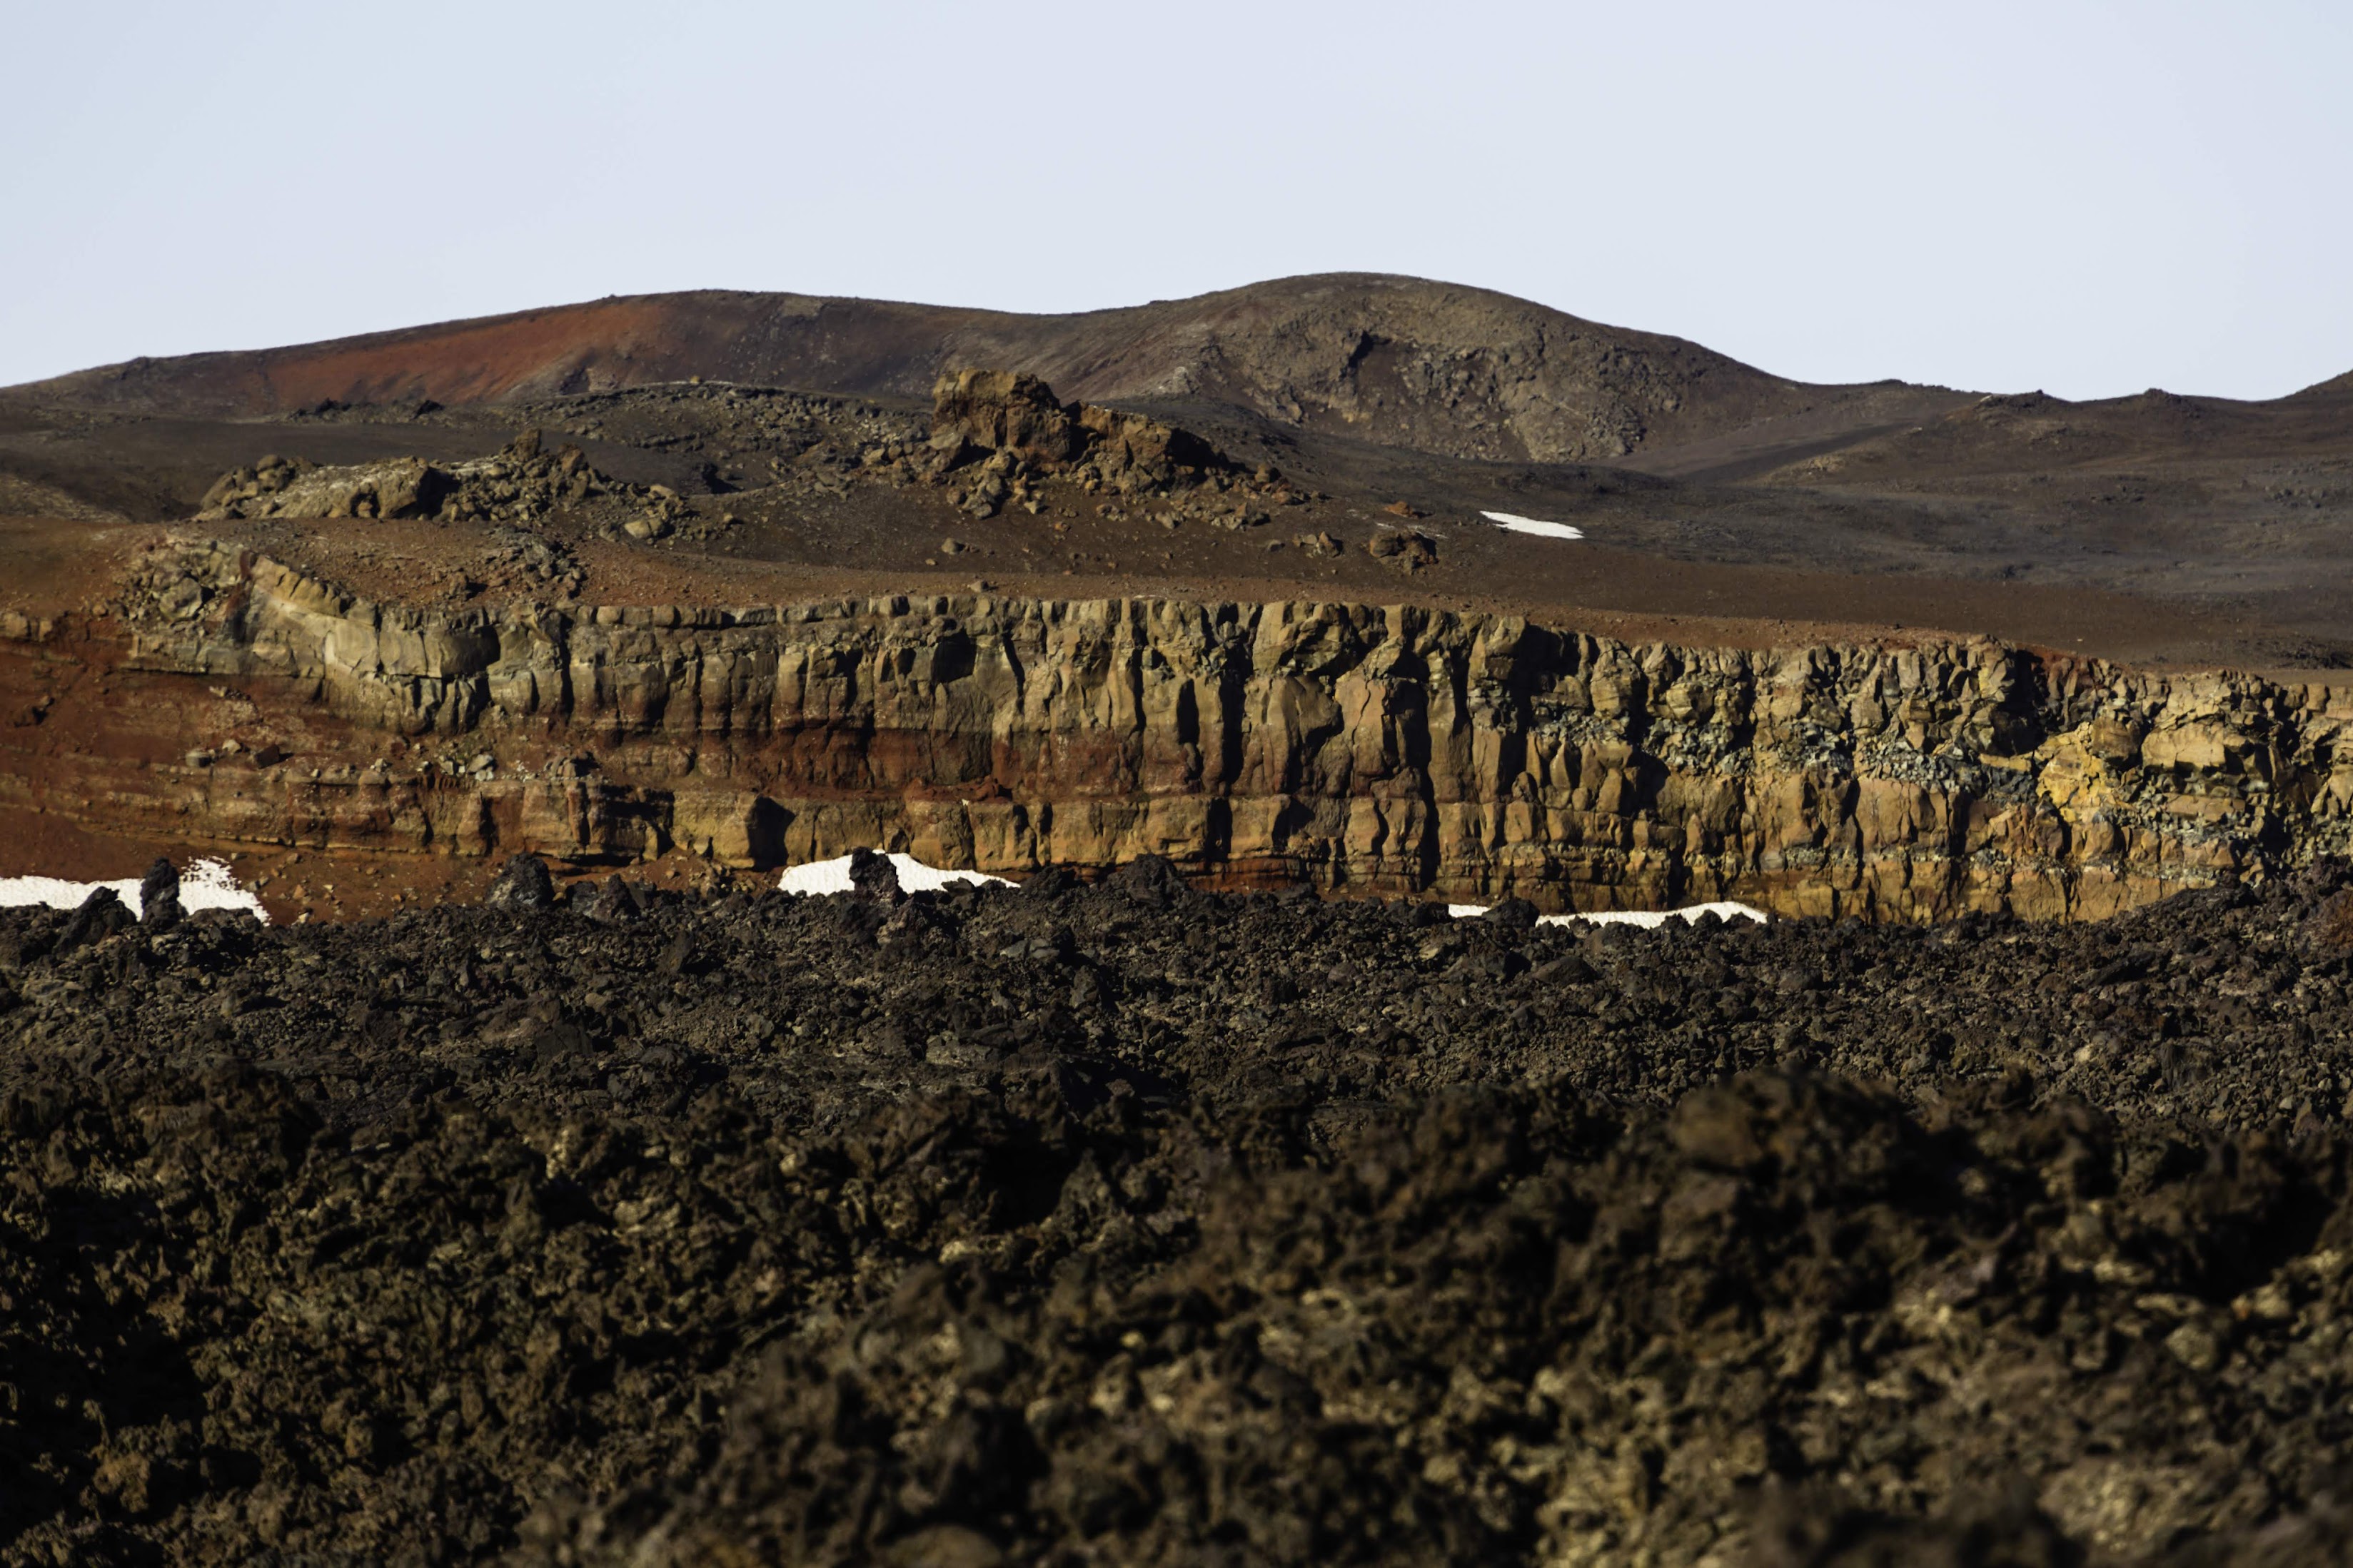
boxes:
[136,856,182,931]
[848,845,903,901]
[7,868,2353,1560]
[484,851,557,910]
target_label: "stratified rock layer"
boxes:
[10,537,2353,919]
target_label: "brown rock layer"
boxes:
[8,537,2352,919]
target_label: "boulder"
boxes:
[1368,529,1438,571]
[929,368,1243,497]
[138,857,183,930]
[54,886,136,955]
[485,854,557,911]
[848,846,902,901]
[588,876,645,924]
[931,370,1085,465]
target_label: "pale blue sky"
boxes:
[4,0,2347,400]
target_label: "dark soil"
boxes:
[9,860,2353,1564]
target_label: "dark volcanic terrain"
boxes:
[9,857,2353,1563]
[10,277,2353,1564]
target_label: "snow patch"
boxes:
[1442,899,1768,929]
[1551,900,1768,930]
[0,858,270,922]
[1481,510,1585,541]
[777,853,1014,896]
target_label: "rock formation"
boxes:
[926,368,1290,520]
[5,537,2350,920]
[199,429,674,535]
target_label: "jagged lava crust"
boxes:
[9,859,2353,1562]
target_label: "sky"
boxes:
[4,0,2347,400]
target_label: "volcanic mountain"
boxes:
[16,273,1965,469]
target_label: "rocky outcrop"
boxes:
[931,368,1234,480]
[198,429,674,534]
[11,536,2353,919]
[926,368,1291,520]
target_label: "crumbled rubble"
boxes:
[197,430,679,536]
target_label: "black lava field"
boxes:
[10,855,2353,1565]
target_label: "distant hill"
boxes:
[10,273,1952,467]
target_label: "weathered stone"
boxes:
[138,857,183,930]
[932,370,1085,465]
[485,854,556,911]
[1368,529,1438,571]
[931,368,1243,498]
[53,886,136,954]
[849,846,902,901]
[587,876,645,924]
[197,430,638,529]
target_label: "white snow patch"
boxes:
[0,858,270,922]
[777,853,1014,896]
[1442,899,1767,929]
[1549,900,1767,930]
[1481,510,1585,541]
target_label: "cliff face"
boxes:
[9,537,2352,919]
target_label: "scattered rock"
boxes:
[199,430,663,547]
[484,852,556,910]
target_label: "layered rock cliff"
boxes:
[8,536,2352,919]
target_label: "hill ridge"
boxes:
[6,273,1843,467]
